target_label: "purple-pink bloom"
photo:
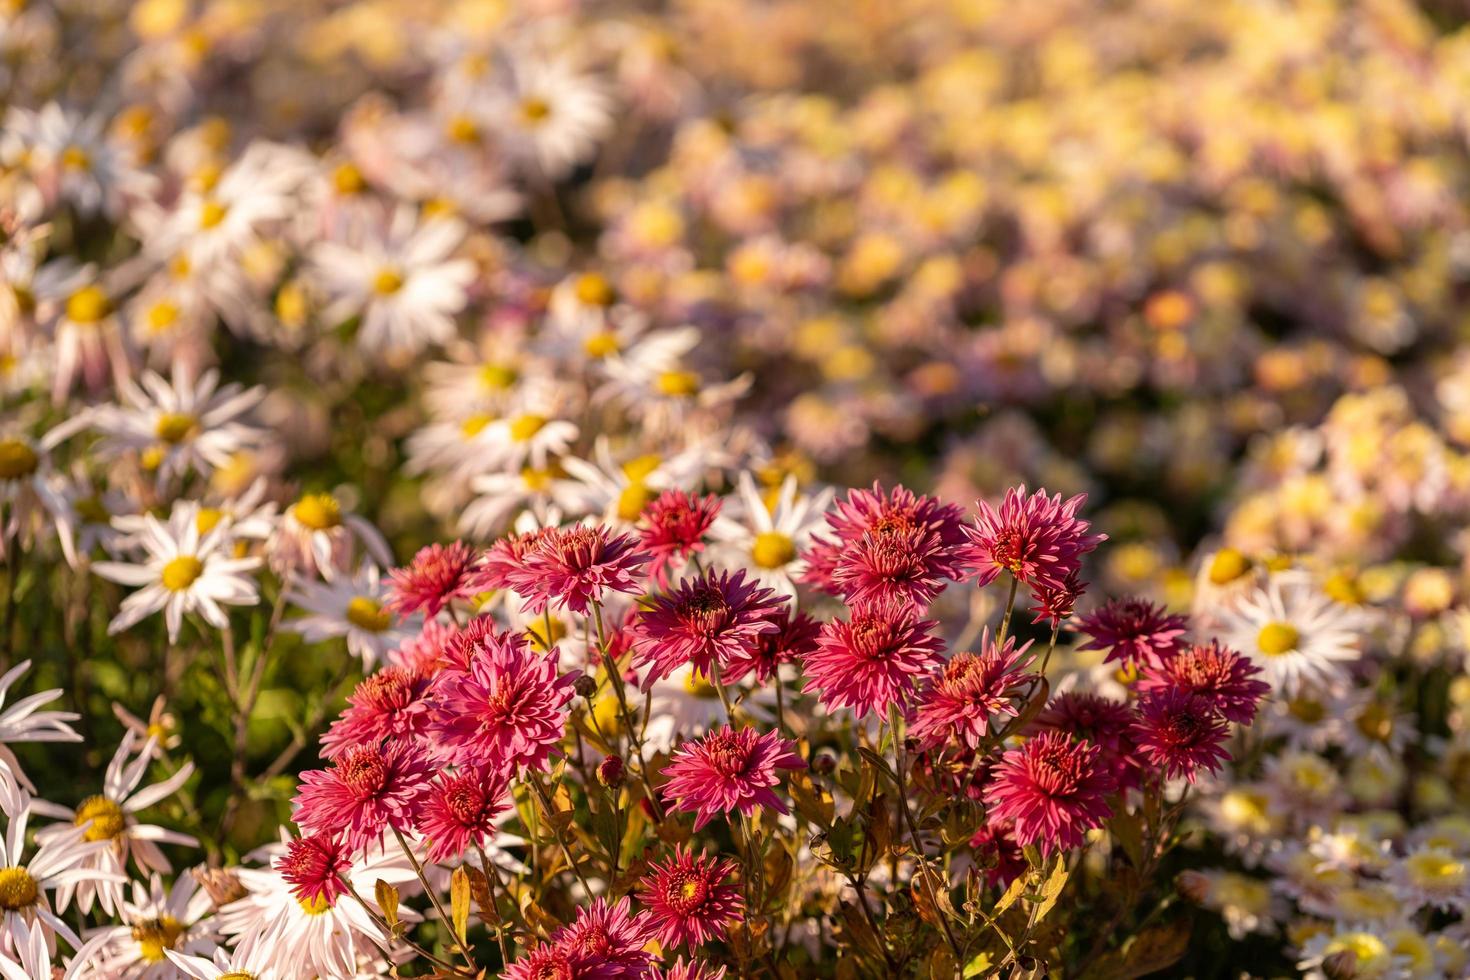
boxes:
[1076,597,1188,667]
[910,630,1034,750]
[1130,690,1232,783]
[638,847,743,950]
[1136,640,1269,724]
[801,601,944,718]
[550,897,656,978]
[320,663,435,758]
[721,608,821,686]
[631,569,781,688]
[660,724,806,830]
[292,742,434,852]
[415,765,511,863]
[506,524,649,615]
[812,483,969,609]
[639,489,722,588]
[384,540,483,618]
[984,730,1115,854]
[960,486,1104,592]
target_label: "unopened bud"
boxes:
[597,755,625,788]
[1174,870,1210,905]
[813,752,836,776]
[192,867,246,908]
[1322,950,1359,980]
[573,675,598,699]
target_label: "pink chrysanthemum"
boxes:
[813,483,969,609]
[1032,691,1141,791]
[437,614,505,671]
[416,765,511,863]
[638,847,743,950]
[984,731,1115,854]
[1130,690,1231,783]
[388,618,457,671]
[1076,597,1189,667]
[293,742,434,851]
[507,524,649,615]
[279,832,353,906]
[550,897,656,979]
[1029,567,1086,628]
[910,630,1034,750]
[632,569,782,687]
[639,490,722,587]
[384,540,483,618]
[660,724,806,830]
[969,817,1027,888]
[471,528,554,594]
[504,944,579,980]
[430,628,576,772]
[721,608,821,685]
[960,486,1104,591]
[801,601,944,718]
[650,960,728,980]
[1137,640,1269,724]
[320,663,435,758]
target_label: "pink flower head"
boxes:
[660,724,806,830]
[437,614,505,671]
[815,483,969,609]
[416,765,511,863]
[550,897,656,978]
[384,540,483,618]
[388,618,457,671]
[1032,691,1141,792]
[638,847,743,950]
[969,817,1027,889]
[639,490,722,587]
[650,960,728,980]
[1130,690,1231,783]
[293,741,434,851]
[1029,567,1086,628]
[279,832,352,907]
[430,628,575,773]
[631,569,782,688]
[721,608,821,686]
[961,486,1104,592]
[1137,640,1269,724]
[471,528,554,594]
[984,731,1115,854]
[801,601,944,718]
[504,944,580,980]
[1076,597,1189,667]
[509,524,648,616]
[321,663,436,758]
[910,629,1035,750]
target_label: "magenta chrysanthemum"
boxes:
[471,528,554,594]
[639,489,722,587]
[960,486,1104,591]
[801,601,944,717]
[507,523,649,615]
[416,765,511,863]
[430,627,575,772]
[384,540,483,618]
[503,944,579,980]
[721,608,821,685]
[292,741,434,851]
[1130,690,1232,783]
[550,897,656,979]
[1137,640,1269,724]
[650,960,728,980]
[1032,691,1141,792]
[278,832,353,906]
[631,569,782,687]
[984,731,1115,854]
[1029,567,1087,628]
[660,724,806,830]
[910,630,1034,750]
[1076,596,1189,666]
[320,663,435,758]
[638,847,743,950]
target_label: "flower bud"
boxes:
[574,674,599,699]
[597,754,625,788]
[1322,950,1359,980]
[813,752,836,776]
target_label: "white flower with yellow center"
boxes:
[709,471,834,604]
[1175,869,1281,939]
[0,426,68,559]
[158,141,310,271]
[484,401,579,474]
[166,941,281,980]
[266,491,392,582]
[595,329,753,435]
[461,466,589,540]
[311,204,475,357]
[82,872,217,978]
[285,564,416,669]
[33,731,196,917]
[1216,574,1365,697]
[36,466,133,569]
[1201,783,1285,862]
[93,502,262,642]
[486,51,613,178]
[0,660,81,796]
[1387,846,1470,912]
[89,367,265,485]
[1299,925,1408,980]
[538,272,654,371]
[0,915,107,980]
[560,435,723,527]
[1263,750,1344,817]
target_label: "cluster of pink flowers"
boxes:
[275,482,1267,975]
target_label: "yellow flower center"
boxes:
[1207,548,1251,585]
[519,96,552,124]
[446,114,481,144]
[574,273,614,307]
[292,493,341,530]
[617,482,653,522]
[461,414,493,438]
[133,915,185,962]
[1406,850,1465,887]
[509,414,546,442]
[154,412,197,444]
[196,508,224,536]
[198,199,228,229]
[751,531,796,570]
[61,145,91,171]
[1323,571,1364,605]
[1219,789,1272,833]
[275,281,309,327]
[583,330,621,359]
[1355,703,1395,743]
[0,439,38,480]
[333,162,365,195]
[76,496,110,523]
[521,467,553,492]
[0,868,38,910]
[345,596,391,633]
[372,268,404,296]
[1256,621,1299,657]
[1325,933,1390,969]
[479,363,518,390]
[1287,697,1325,723]
[75,795,127,842]
[160,556,203,592]
[219,973,257,980]
[655,370,699,398]
[66,285,112,324]
[146,301,181,334]
[299,894,333,915]
[682,670,719,699]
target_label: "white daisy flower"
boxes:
[709,472,834,603]
[537,272,653,371]
[485,51,613,178]
[311,205,475,357]
[0,426,67,559]
[1215,574,1365,697]
[1298,924,1411,980]
[93,503,262,642]
[0,916,106,980]
[1174,870,1282,939]
[460,466,590,540]
[89,367,266,485]
[34,731,197,917]
[165,940,281,980]
[265,491,391,583]
[32,260,132,404]
[560,435,725,527]
[0,660,81,794]
[12,103,141,218]
[285,564,417,669]
[596,337,752,437]
[81,872,217,978]
[37,467,133,569]
[1387,846,1470,913]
